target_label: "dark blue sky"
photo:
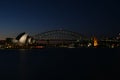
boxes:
[0,0,120,39]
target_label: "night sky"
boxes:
[0,0,120,39]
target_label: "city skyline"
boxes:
[0,0,120,39]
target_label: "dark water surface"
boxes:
[0,49,120,80]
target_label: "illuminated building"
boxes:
[16,32,28,44]
[13,32,35,45]
[93,37,98,47]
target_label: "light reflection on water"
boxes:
[0,49,120,80]
[19,49,28,80]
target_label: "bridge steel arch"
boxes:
[33,30,84,45]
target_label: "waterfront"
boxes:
[0,49,120,80]
[0,30,119,49]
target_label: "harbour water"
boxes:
[0,49,120,80]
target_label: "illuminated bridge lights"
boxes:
[33,29,84,45]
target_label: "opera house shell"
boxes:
[13,32,35,45]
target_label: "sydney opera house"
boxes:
[12,32,35,45]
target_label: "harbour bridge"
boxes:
[33,29,86,45]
